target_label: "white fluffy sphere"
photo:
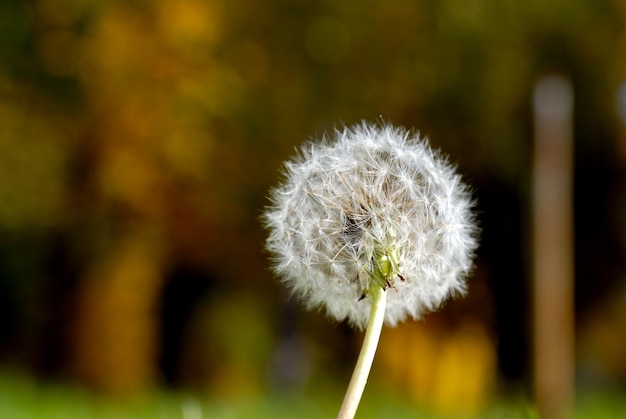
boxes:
[264,122,478,329]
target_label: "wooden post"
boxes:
[532,75,575,419]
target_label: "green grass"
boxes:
[0,371,623,418]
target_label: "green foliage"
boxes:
[1,371,624,418]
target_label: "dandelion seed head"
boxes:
[264,122,479,329]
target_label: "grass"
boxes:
[0,370,623,418]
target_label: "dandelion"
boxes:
[263,121,478,418]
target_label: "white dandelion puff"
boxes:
[264,121,479,418]
[264,122,478,329]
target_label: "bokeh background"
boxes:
[1,0,626,417]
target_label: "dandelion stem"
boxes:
[336,286,387,419]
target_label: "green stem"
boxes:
[336,286,387,419]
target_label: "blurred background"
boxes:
[1,0,625,417]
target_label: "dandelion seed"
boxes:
[264,121,478,329]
